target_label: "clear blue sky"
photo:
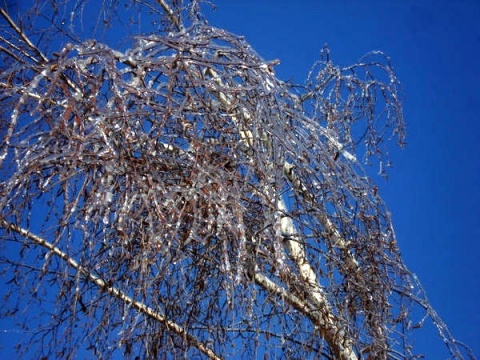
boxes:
[2,0,479,358]
[205,0,480,356]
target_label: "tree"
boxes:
[0,1,475,359]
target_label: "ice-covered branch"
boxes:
[203,66,358,359]
[254,272,356,360]
[0,218,222,360]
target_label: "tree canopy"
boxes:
[0,1,475,359]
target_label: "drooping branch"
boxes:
[0,218,222,360]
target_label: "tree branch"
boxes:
[253,272,356,360]
[202,66,358,360]
[0,7,48,63]
[155,0,184,32]
[0,218,222,360]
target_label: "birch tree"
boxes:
[0,1,475,359]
